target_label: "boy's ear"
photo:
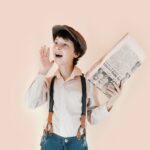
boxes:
[74,54,79,58]
[74,51,80,58]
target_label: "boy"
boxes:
[25,25,122,150]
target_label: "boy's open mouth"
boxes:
[55,54,63,58]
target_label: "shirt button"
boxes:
[64,139,68,143]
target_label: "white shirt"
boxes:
[24,66,110,137]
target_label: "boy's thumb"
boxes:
[50,60,54,67]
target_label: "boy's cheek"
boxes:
[52,49,56,57]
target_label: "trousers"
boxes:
[40,132,88,150]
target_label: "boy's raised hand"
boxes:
[38,45,54,75]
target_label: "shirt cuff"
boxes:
[98,103,110,114]
[90,103,110,124]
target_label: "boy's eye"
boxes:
[54,41,58,44]
[63,43,68,47]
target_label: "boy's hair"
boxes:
[53,29,85,66]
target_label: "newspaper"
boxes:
[85,33,146,98]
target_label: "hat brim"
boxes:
[52,25,77,42]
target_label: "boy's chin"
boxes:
[54,60,72,67]
[54,59,65,66]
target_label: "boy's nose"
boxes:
[56,44,62,50]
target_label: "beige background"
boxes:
[0,0,150,149]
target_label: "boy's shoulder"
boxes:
[44,75,55,88]
[46,75,55,83]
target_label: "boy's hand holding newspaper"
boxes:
[105,80,123,111]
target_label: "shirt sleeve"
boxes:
[86,80,110,125]
[24,73,50,109]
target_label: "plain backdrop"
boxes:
[0,0,150,150]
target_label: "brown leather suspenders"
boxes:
[44,75,56,134]
[76,74,87,139]
[44,74,87,139]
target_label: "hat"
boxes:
[52,25,87,56]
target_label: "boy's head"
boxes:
[52,25,87,66]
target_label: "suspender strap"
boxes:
[44,76,56,134]
[81,74,87,116]
[76,74,87,139]
[49,76,56,112]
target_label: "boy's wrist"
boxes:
[38,67,49,75]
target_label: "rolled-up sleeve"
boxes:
[86,80,110,125]
[89,103,109,124]
[24,73,50,109]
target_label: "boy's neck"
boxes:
[58,64,74,81]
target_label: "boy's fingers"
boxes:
[114,84,120,92]
[43,45,47,57]
[119,80,123,90]
[112,82,120,93]
[41,45,44,57]
[40,46,43,57]
[119,82,121,90]
[106,87,114,95]
[49,60,54,67]
[109,82,117,92]
[104,90,112,98]
[47,47,50,57]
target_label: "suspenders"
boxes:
[76,74,87,139]
[43,76,56,134]
[44,74,87,139]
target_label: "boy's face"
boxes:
[52,36,78,66]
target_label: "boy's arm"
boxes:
[24,73,50,109]
[86,80,122,125]
[86,81,112,125]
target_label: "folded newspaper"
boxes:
[85,33,146,98]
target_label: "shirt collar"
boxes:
[54,66,83,81]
